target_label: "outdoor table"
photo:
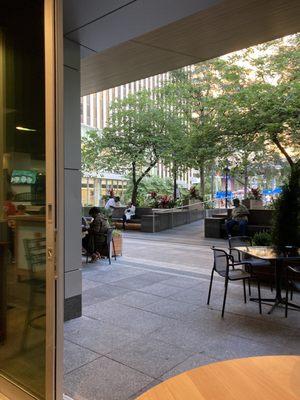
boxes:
[234,246,300,314]
[136,356,300,400]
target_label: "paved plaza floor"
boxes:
[64,221,300,400]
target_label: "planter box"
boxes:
[242,199,264,209]
[112,234,123,256]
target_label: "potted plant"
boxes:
[112,229,123,257]
[252,231,272,246]
[243,188,263,209]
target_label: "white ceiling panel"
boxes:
[64,0,220,53]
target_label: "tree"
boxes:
[158,71,191,199]
[82,90,171,204]
[174,59,248,199]
[214,35,300,170]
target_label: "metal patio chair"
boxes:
[21,237,46,348]
[285,265,300,318]
[228,235,273,294]
[207,247,262,317]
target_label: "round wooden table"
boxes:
[136,356,300,400]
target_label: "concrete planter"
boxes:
[242,199,264,209]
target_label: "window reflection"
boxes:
[0,1,46,398]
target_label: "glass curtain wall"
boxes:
[0,1,46,398]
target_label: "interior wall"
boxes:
[63,38,82,321]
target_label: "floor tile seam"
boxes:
[121,255,209,269]
[228,331,298,348]
[124,238,226,247]
[124,236,222,247]
[121,257,213,277]
[81,309,178,336]
[101,354,158,380]
[111,295,168,308]
[126,298,202,321]
[117,260,199,277]
[64,334,146,361]
[157,352,220,380]
[135,286,190,299]
[88,301,180,322]
[64,337,106,357]
[106,270,211,289]
[154,352,205,381]
[145,333,207,354]
[64,354,104,376]
[125,240,212,251]
[111,260,214,280]
[92,299,194,322]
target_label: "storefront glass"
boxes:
[0,1,46,398]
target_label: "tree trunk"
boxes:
[131,162,137,205]
[131,184,138,205]
[173,164,177,200]
[244,164,248,199]
[272,135,294,167]
[86,177,90,205]
[210,168,215,201]
[199,165,205,199]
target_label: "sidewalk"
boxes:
[64,221,300,400]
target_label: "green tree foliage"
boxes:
[82,90,174,204]
[157,71,191,199]
[124,175,173,205]
[215,35,300,168]
[272,161,300,248]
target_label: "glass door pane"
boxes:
[0,1,46,398]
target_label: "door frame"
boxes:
[45,0,64,399]
[0,0,64,399]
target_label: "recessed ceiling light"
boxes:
[16,126,37,132]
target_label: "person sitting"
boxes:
[105,195,115,209]
[82,207,110,262]
[226,198,249,237]
[123,202,136,230]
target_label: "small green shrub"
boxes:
[252,231,273,246]
[113,229,123,237]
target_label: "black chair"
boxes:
[105,228,117,265]
[85,228,117,265]
[207,247,262,317]
[228,235,273,294]
[22,237,46,348]
[285,265,300,318]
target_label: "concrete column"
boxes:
[63,38,82,321]
[94,178,101,206]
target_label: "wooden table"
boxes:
[234,246,300,314]
[136,356,300,400]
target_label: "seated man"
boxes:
[82,207,110,262]
[226,198,249,237]
[122,202,136,230]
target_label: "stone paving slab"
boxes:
[64,316,141,355]
[64,340,101,374]
[83,299,174,335]
[107,336,193,379]
[64,356,154,400]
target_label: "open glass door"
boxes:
[0,1,61,399]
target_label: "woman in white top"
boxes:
[123,202,136,229]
